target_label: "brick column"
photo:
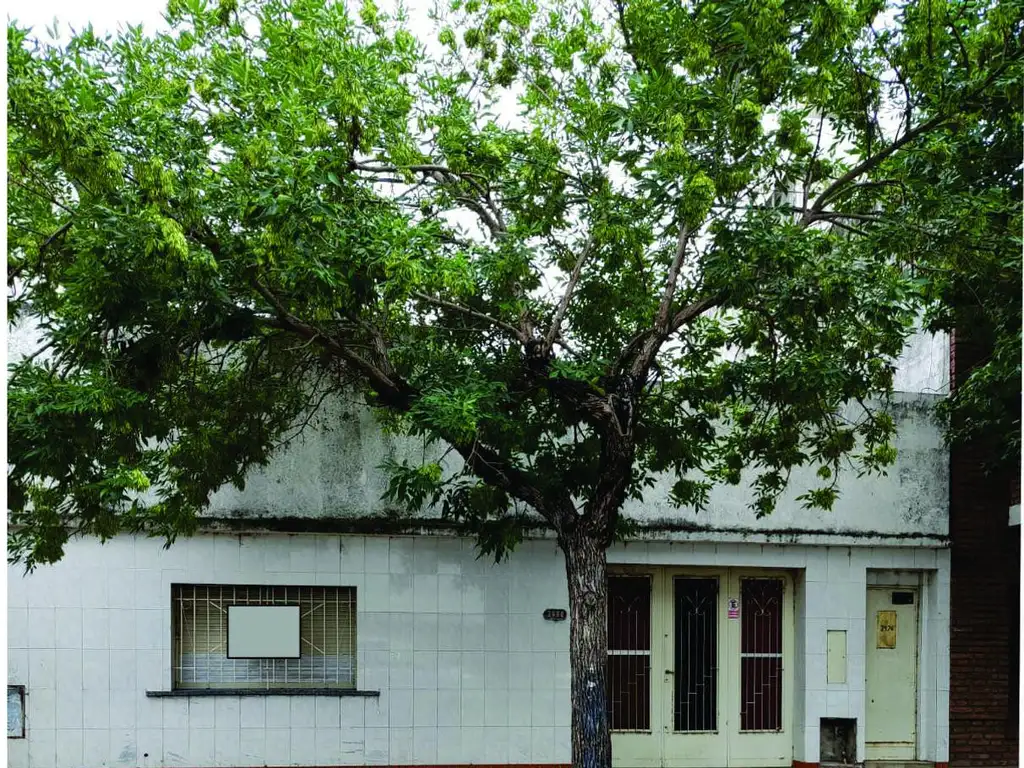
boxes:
[948,330,1021,766]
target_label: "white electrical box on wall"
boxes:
[227,605,301,659]
[826,629,848,684]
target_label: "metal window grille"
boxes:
[673,577,719,732]
[739,578,784,731]
[172,584,356,690]
[607,575,652,732]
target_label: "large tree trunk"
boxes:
[562,530,612,768]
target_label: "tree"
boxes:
[8,1,1021,765]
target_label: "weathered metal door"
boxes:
[865,587,919,760]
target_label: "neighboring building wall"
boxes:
[7,532,951,768]
[947,332,1021,767]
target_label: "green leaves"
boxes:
[7,0,1020,567]
[680,171,716,230]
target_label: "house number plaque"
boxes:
[876,610,897,649]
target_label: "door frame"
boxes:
[864,584,921,761]
[609,565,794,768]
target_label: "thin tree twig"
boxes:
[803,114,827,213]
[22,339,55,364]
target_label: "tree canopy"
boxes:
[8,0,1022,568]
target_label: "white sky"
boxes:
[7,0,169,38]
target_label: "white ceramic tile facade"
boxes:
[7,534,950,767]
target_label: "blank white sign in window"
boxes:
[227,605,301,659]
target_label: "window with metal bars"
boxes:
[172,584,356,690]
[739,578,784,731]
[607,575,652,731]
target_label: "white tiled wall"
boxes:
[8,534,951,768]
[7,534,571,768]
[788,546,952,764]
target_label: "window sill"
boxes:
[146,688,379,698]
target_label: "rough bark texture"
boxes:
[561,531,612,768]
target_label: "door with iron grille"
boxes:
[721,571,793,767]
[610,568,793,768]
[661,573,728,766]
[607,573,662,767]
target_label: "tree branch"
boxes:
[611,291,722,386]
[545,233,595,350]
[804,111,949,221]
[805,50,1024,221]
[613,0,646,74]
[39,219,74,252]
[252,278,413,410]
[353,160,506,238]
[802,114,827,213]
[655,223,691,333]
[21,339,55,364]
[412,291,527,343]
[667,294,723,334]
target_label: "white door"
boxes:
[609,569,793,768]
[865,587,919,760]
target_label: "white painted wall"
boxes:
[622,393,948,538]
[7,534,572,768]
[893,329,950,397]
[7,533,950,768]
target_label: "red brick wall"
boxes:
[948,330,1021,767]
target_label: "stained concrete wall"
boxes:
[201,391,948,542]
[625,393,948,539]
[8,324,950,541]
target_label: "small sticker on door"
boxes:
[876,609,897,648]
[727,598,739,619]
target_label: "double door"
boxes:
[609,568,793,768]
